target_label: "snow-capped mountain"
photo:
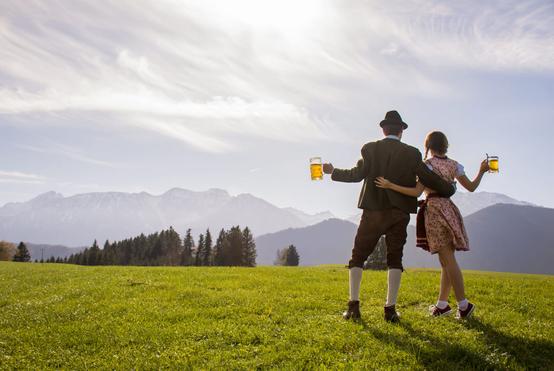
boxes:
[450,191,533,217]
[346,191,533,223]
[0,188,335,246]
[282,207,335,226]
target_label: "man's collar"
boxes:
[385,135,400,141]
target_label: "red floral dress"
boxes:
[423,157,470,254]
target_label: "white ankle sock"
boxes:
[349,267,363,301]
[458,299,468,311]
[436,300,449,309]
[386,269,402,307]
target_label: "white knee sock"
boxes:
[436,300,449,309]
[458,298,468,311]
[386,269,402,307]
[349,267,363,301]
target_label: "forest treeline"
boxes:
[56,226,257,267]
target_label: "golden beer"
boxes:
[488,155,499,173]
[310,157,323,180]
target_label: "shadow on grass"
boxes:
[358,317,554,369]
[359,319,496,369]
[462,318,554,370]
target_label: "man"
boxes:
[322,110,455,322]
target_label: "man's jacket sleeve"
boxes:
[415,157,456,198]
[331,158,368,183]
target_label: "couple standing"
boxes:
[323,110,489,322]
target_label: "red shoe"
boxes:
[429,304,452,317]
[456,302,476,319]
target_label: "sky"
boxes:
[1,0,553,218]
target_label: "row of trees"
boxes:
[3,236,385,269]
[0,241,31,262]
[275,245,300,266]
[59,226,257,267]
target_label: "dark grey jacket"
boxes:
[331,138,455,214]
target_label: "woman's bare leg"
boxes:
[438,267,452,302]
[438,248,465,302]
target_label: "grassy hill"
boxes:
[1,262,552,369]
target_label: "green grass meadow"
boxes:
[1,262,553,369]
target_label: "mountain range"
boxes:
[256,204,554,275]
[2,188,549,274]
[0,188,335,247]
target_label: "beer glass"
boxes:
[487,155,499,173]
[310,157,323,180]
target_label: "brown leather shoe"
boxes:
[384,305,400,323]
[343,300,361,320]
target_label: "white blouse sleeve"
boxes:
[456,162,465,177]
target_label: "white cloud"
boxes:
[0,0,552,152]
[17,144,118,168]
[0,170,45,184]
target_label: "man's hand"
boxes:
[322,163,334,174]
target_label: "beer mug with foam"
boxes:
[487,155,499,173]
[310,157,323,180]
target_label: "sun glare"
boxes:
[208,0,326,33]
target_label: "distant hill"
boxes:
[22,243,84,261]
[0,188,334,246]
[346,191,533,223]
[257,204,554,275]
[255,219,357,266]
[404,204,554,274]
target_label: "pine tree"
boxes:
[213,229,227,266]
[202,229,213,266]
[13,242,31,262]
[81,248,89,265]
[227,226,243,266]
[150,234,163,265]
[274,245,299,266]
[103,240,112,265]
[181,229,194,266]
[364,236,387,270]
[195,234,205,266]
[285,245,300,266]
[88,240,100,266]
[166,227,182,266]
[241,227,257,267]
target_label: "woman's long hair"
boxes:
[424,131,449,160]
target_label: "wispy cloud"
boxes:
[17,144,118,168]
[376,0,554,71]
[0,0,552,152]
[0,170,45,184]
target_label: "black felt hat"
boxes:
[379,110,408,129]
